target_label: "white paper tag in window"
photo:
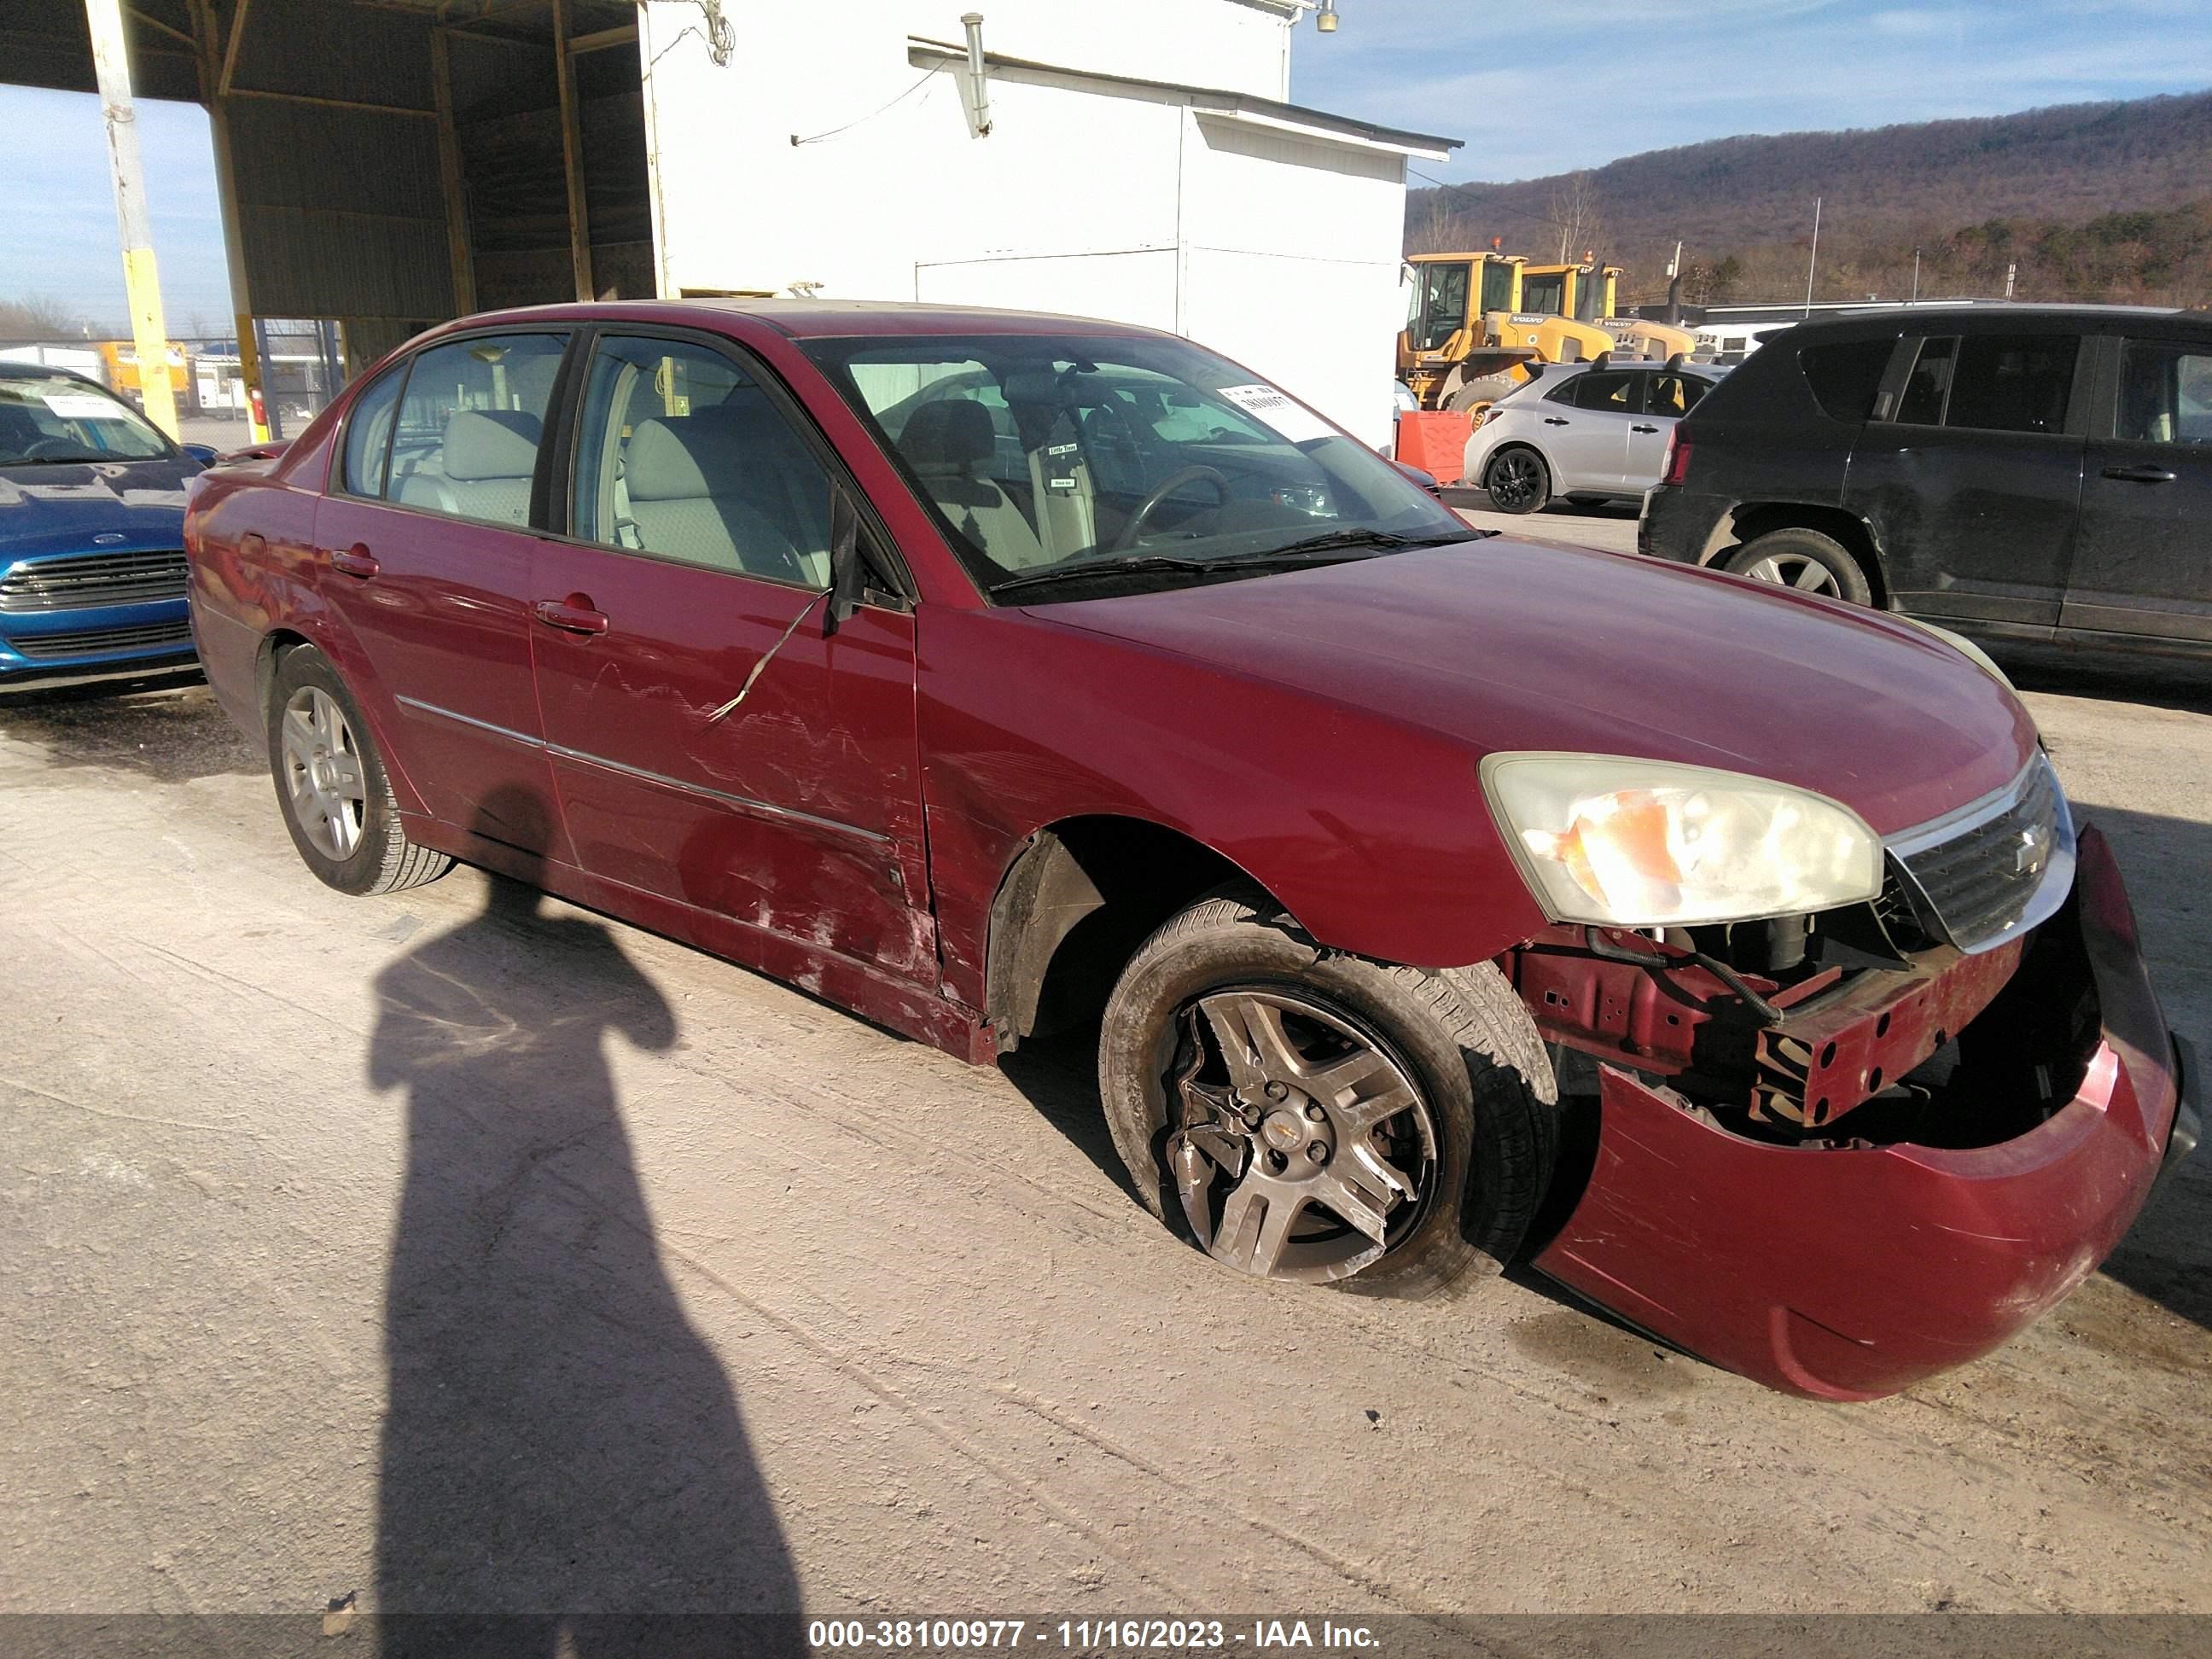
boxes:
[42,393,121,421]
[1216,384,1334,445]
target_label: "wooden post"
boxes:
[85,0,179,437]
[551,0,593,302]
[429,26,477,316]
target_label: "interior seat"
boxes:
[898,399,1048,569]
[399,409,542,524]
[677,395,834,586]
[624,416,806,584]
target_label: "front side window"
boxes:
[1943,334,2077,434]
[1645,374,1711,419]
[571,335,833,587]
[383,333,568,527]
[2115,340,2212,446]
[0,372,172,466]
[806,332,1474,600]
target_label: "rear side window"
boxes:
[1799,339,1891,423]
[341,366,404,497]
[1569,371,1639,413]
[1944,334,2077,434]
[384,333,569,527]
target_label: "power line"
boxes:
[1407,168,1572,236]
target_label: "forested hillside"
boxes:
[1406,90,2212,309]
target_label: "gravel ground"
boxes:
[1,646,2206,1622]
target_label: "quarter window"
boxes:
[383,333,568,527]
[571,335,835,588]
[340,364,404,498]
[1799,338,1892,423]
[2115,341,2212,446]
[1894,336,1956,426]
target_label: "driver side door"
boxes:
[527,328,934,983]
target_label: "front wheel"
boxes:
[266,644,451,896]
[1098,890,1558,1299]
[1721,527,1872,607]
[1484,447,1551,515]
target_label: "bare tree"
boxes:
[0,294,84,342]
[1404,189,1468,256]
[1548,172,1607,264]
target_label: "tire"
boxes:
[266,643,451,896]
[1721,527,1872,607]
[1098,888,1558,1300]
[1483,447,1551,515]
[1446,372,1516,414]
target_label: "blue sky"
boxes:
[3,0,2209,329]
[1290,0,2212,180]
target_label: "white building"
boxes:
[639,1,1455,447]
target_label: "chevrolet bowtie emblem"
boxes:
[2015,824,2048,876]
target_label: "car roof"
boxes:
[1778,302,2206,341]
[416,297,1170,344]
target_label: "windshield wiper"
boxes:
[990,548,1383,598]
[1258,527,1477,557]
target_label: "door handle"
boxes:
[2102,464,2176,483]
[1631,424,1659,434]
[533,597,608,636]
[329,544,379,579]
[1543,417,1570,426]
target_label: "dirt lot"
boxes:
[2,653,2207,1623]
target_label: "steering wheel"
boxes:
[1112,465,1231,551]
[24,438,89,461]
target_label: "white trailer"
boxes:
[637,0,1454,450]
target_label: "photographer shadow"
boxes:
[370,836,804,1656]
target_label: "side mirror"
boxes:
[180,442,219,466]
[825,487,864,633]
[1395,461,1443,498]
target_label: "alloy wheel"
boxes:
[1739,552,1844,597]
[280,686,368,861]
[1165,987,1438,1284]
[1488,452,1542,510]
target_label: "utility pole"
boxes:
[1911,247,1921,303]
[85,0,178,437]
[1803,195,1822,317]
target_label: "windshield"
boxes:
[0,373,173,466]
[803,333,1474,600]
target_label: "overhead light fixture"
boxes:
[1316,0,1340,31]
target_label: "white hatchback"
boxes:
[1464,360,1726,515]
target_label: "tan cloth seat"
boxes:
[624,415,806,584]
[899,399,1048,569]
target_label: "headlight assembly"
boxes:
[1481,754,1884,928]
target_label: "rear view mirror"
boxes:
[1395,461,1442,498]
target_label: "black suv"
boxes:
[1640,305,2212,661]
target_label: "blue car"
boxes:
[2,363,217,687]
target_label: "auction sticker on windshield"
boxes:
[1217,383,1334,444]
[41,393,122,421]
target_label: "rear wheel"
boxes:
[1098,889,1557,1299]
[1722,527,1872,607]
[1484,447,1551,515]
[266,644,451,896]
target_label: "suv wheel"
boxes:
[267,644,452,896]
[1097,888,1558,1299]
[1722,527,1872,606]
[1485,447,1551,515]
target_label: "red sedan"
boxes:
[184,300,2197,1399]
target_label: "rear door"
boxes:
[1845,329,2089,627]
[1624,370,1714,488]
[311,329,572,857]
[1541,369,1642,492]
[526,328,934,982]
[2061,334,2212,647]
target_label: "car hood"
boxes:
[0,457,197,558]
[1029,538,2039,837]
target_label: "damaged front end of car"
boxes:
[1487,752,2194,1399]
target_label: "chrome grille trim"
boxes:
[9,620,195,661]
[0,550,189,614]
[1883,752,2075,954]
